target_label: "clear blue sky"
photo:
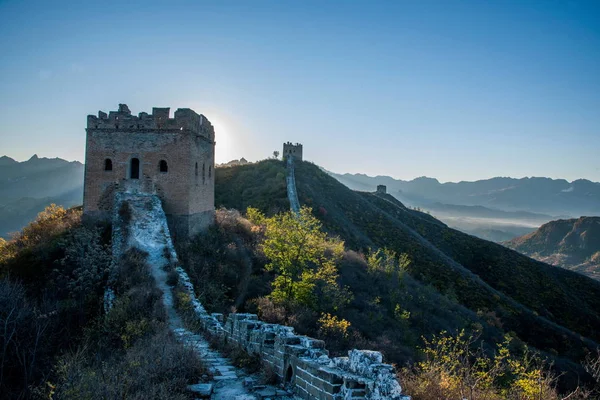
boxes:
[0,0,598,182]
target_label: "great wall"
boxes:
[89,105,411,399]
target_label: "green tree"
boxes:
[247,206,349,311]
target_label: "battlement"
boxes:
[87,104,215,140]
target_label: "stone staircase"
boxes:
[113,192,295,400]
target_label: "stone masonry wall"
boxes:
[176,269,411,400]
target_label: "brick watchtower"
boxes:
[83,104,215,238]
[282,142,303,161]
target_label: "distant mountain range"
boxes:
[328,171,600,217]
[0,155,84,237]
[2,155,599,242]
[505,217,600,281]
[326,170,600,242]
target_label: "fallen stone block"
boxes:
[187,383,213,398]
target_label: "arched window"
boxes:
[195,162,198,176]
[130,158,140,179]
[208,165,212,179]
[104,158,112,171]
[202,163,206,183]
[159,160,168,173]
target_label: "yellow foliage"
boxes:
[403,330,565,400]
[318,313,351,338]
[394,304,411,321]
[121,319,150,349]
[0,237,11,264]
[176,291,193,311]
[14,204,81,250]
[246,207,266,226]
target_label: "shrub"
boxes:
[17,204,77,249]
[50,244,206,400]
[0,279,52,397]
[54,330,206,400]
[318,313,351,338]
[400,329,588,400]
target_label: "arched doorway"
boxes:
[285,365,294,385]
[130,158,140,179]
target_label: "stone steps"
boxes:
[119,194,298,400]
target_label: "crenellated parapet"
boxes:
[175,266,411,400]
[87,103,215,141]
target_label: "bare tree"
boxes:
[584,349,600,388]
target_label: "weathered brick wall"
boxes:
[83,104,215,237]
[176,271,411,400]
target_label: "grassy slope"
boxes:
[215,162,494,360]
[215,160,600,385]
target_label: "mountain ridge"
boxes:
[327,169,600,219]
[215,160,600,389]
[505,216,600,281]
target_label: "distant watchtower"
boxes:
[283,142,303,161]
[376,185,387,194]
[83,104,215,238]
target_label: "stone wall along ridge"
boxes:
[175,266,411,400]
[286,157,301,214]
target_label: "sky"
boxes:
[0,0,599,183]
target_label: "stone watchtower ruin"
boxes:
[282,142,303,161]
[83,104,215,238]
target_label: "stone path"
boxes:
[121,193,296,399]
[286,157,301,214]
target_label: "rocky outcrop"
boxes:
[505,216,600,280]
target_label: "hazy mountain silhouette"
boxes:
[0,155,83,237]
[327,170,600,217]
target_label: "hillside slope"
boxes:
[505,217,600,281]
[0,155,84,237]
[216,160,600,388]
